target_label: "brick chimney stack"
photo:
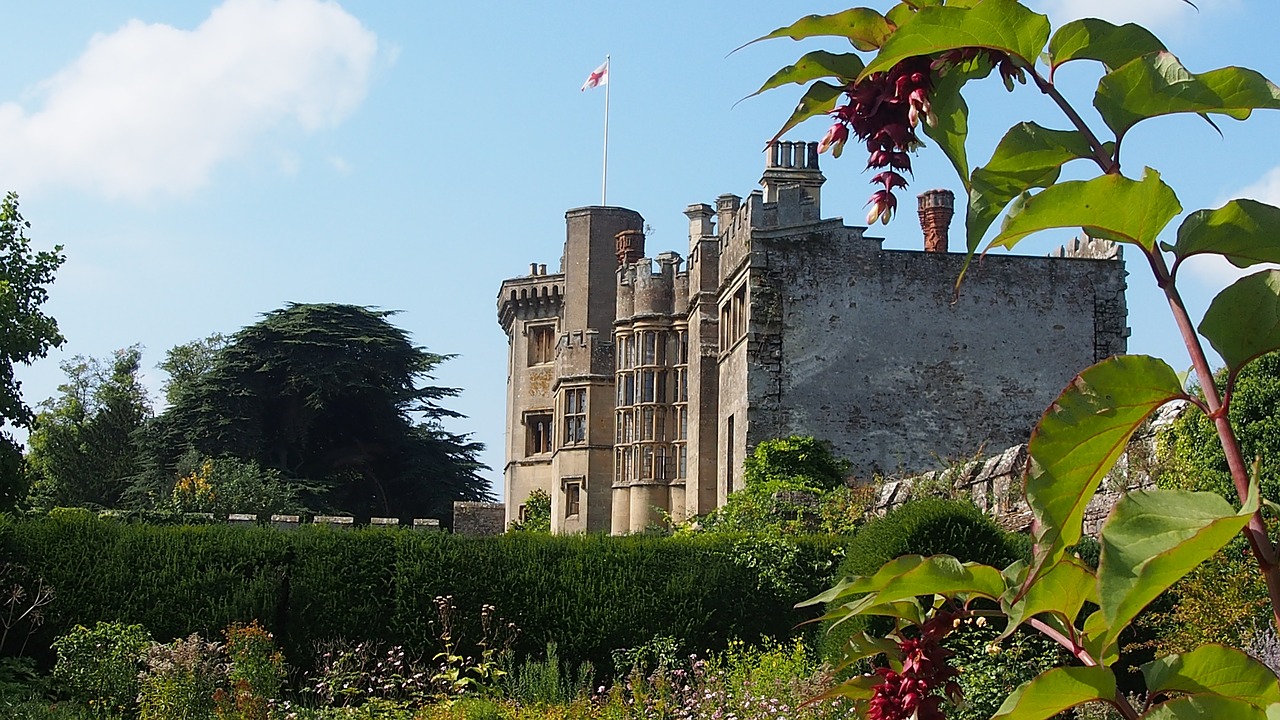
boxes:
[615,228,645,266]
[918,189,955,253]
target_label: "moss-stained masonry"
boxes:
[498,141,1128,535]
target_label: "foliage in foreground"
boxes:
[0,192,65,510]
[752,1,1280,718]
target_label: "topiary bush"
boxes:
[820,498,1026,662]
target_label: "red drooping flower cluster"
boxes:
[818,48,1023,227]
[866,612,962,720]
[818,56,934,226]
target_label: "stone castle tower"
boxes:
[497,142,1128,534]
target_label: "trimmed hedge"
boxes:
[0,513,839,673]
[819,498,1029,661]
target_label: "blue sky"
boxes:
[4,0,1278,497]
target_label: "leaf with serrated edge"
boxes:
[1199,270,1280,373]
[1048,19,1165,74]
[745,52,864,101]
[989,167,1181,252]
[1023,355,1187,591]
[992,666,1117,719]
[1141,695,1269,720]
[1170,200,1280,274]
[1095,52,1280,139]
[862,0,1050,79]
[967,123,1093,253]
[1143,644,1280,710]
[736,8,892,54]
[1000,556,1097,640]
[773,81,844,141]
[1091,483,1259,661]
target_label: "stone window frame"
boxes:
[561,476,584,518]
[527,323,557,366]
[562,387,587,446]
[523,410,554,456]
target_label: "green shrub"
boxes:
[51,621,152,716]
[137,633,226,720]
[503,642,594,707]
[218,621,285,720]
[1,514,839,676]
[820,498,1025,662]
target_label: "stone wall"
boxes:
[747,229,1128,480]
[452,501,506,536]
[874,401,1186,536]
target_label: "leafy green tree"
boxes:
[1136,353,1280,656]
[26,346,151,509]
[0,192,64,508]
[1160,352,1280,503]
[742,435,851,491]
[156,332,227,406]
[508,488,551,533]
[143,303,490,520]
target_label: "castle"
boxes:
[497,141,1129,534]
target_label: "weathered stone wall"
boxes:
[452,502,506,536]
[747,227,1128,480]
[874,401,1184,536]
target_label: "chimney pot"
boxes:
[615,228,645,267]
[918,189,955,253]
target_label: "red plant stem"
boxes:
[1027,618,1139,720]
[1150,250,1280,629]
[1023,62,1119,175]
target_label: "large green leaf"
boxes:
[1001,555,1097,640]
[988,167,1181,252]
[921,56,995,190]
[1199,270,1280,374]
[738,8,893,53]
[1023,355,1187,588]
[1095,52,1280,139]
[861,0,1050,78]
[1169,200,1280,273]
[1141,695,1269,720]
[992,665,1117,719]
[966,122,1094,253]
[772,81,844,142]
[1143,644,1280,710]
[1091,484,1259,660]
[1048,19,1166,75]
[744,52,864,101]
[831,555,1006,614]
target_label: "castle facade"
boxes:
[497,142,1128,534]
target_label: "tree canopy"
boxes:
[145,303,491,520]
[27,347,152,509]
[0,192,64,508]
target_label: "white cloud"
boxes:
[0,0,378,200]
[1182,166,1280,286]
[1030,0,1201,29]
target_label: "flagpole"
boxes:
[601,55,610,206]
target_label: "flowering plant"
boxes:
[752,1,1280,718]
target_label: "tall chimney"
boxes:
[918,189,955,253]
[615,228,645,266]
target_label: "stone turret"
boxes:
[760,140,824,214]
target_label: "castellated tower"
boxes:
[498,141,1128,535]
[497,207,642,534]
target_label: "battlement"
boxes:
[555,328,614,378]
[497,265,564,332]
[1051,234,1122,261]
[617,252,689,320]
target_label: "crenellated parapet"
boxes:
[497,265,564,333]
[617,251,689,321]
[555,328,614,379]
